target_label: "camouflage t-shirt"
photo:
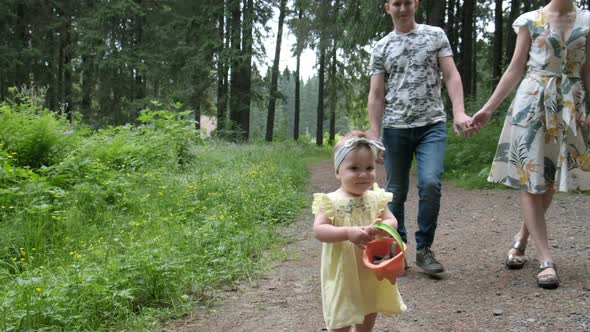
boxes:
[369,24,453,128]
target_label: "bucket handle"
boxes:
[372,223,406,257]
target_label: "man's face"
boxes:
[385,0,418,24]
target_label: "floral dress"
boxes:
[488,9,590,193]
[312,184,406,329]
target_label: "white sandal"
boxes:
[537,261,559,289]
[505,240,527,269]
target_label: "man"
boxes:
[367,0,472,275]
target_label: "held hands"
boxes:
[453,112,475,137]
[469,108,493,133]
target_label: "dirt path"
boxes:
[164,160,590,332]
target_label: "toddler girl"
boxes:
[312,131,406,332]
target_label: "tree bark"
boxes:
[428,0,445,28]
[316,46,326,146]
[447,0,458,56]
[328,39,337,145]
[134,7,145,100]
[229,0,241,134]
[460,0,474,97]
[265,0,287,142]
[63,17,73,122]
[239,0,253,141]
[15,0,27,88]
[505,0,520,65]
[294,55,301,141]
[492,0,503,89]
[523,1,530,12]
[216,1,227,133]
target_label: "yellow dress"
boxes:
[312,184,406,329]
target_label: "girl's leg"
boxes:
[330,326,351,332]
[519,190,556,279]
[352,313,377,332]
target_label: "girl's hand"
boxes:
[471,108,493,131]
[346,226,372,247]
[369,218,390,238]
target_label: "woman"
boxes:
[471,0,590,289]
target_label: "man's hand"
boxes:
[365,129,384,164]
[453,112,474,137]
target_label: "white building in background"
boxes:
[200,115,217,137]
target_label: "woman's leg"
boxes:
[352,313,377,332]
[330,326,351,332]
[519,190,556,279]
[508,189,554,256]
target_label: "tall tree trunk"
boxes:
[193,85,201,131]
[63,17,73,122]
[15,0,27,88]
[239,0,253,141]
[472,16,477,97]
[523,1,530,12]
[460,0,474,97]
[294,53,301,140]
[447,0,458,55]
[293,2,304,141]
[229,0,241,134]
[134,8,144,100]
[328,40,337,145]
[492,0,503,89]
[216,1,227,133]
[505,0,520,65]
[265,0,287,142]
[316,46,326,146]
[428,0,445,28]
[81,55,93,115]
[416,0,428,24]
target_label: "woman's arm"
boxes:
[472,27,532,128]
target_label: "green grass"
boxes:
[444,118,506,189]
[0,100,326,331]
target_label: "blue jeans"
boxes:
[382,122,446,250]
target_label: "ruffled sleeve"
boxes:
[512,11,535,34]
[312,193,335,221]
[372,183,393,214]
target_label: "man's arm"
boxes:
[439,56,471,136]
[367,73,385,140]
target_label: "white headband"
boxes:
[334,137,385,171]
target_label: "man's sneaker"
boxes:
[416,247,445,274]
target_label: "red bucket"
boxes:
[362,238,406,284]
